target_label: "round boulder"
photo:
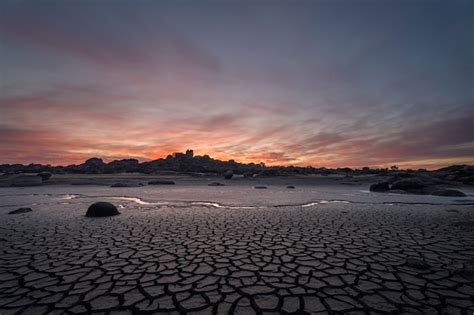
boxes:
[37,172,52,181]
[223,170,234,180]
[369,182,390,192]
[86,202,120,217]
[431,189,466,197]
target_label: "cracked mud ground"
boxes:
[1,199,474,314]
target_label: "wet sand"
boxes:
[1,177,473,314]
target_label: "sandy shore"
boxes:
[1,178,473,314]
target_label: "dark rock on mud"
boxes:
[286,185,295,189]
[223,170,234,180]
[254,186,267,189]
[8,207,33,215]
[369,182,390,192]
[37,172,52,181]
[431,189,466,197]
[86,202,120,217]
[148,180,175,185]
[390,178,428,193]
[111,182,137,188]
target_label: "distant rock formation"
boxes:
[0,151,473,186]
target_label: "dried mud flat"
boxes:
[1,188,474,314]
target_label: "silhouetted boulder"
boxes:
[391,178,427,192]
[286,185,295,189]
[12,175,42,187]
[148,180,175,185]
[8,207,32,215]
[37,172,52,181]
[254,186,267,189]
[223,170,234,180]
[369,182,390,192]
[431,189,466,197]
[86,202,120,217]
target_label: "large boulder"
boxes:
[12,175,43,187]
[369,182,390,192]
[390,178,428,192]
[431,189,466,197]
[86,202,120,217]
[8,207,32,215]
[223,170,234,180]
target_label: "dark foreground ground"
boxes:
[0,180,473,314]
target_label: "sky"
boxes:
[0,0,473,169]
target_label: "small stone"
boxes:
[110,182,135,188]
[148,180,175,185]
[8,207,32,215]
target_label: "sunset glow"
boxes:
[0,0,473,169]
